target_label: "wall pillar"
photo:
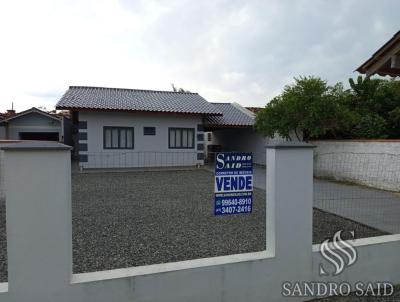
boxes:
[266,142,315,284]
[2,141,72,302]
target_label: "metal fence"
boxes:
[79,151,201,169]
[313,152,400,240]
[70,151,267,275]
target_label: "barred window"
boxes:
[104,127,134,149]
[169,128,194,149]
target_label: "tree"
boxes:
[255,76,351,140]
[344,77,400,138]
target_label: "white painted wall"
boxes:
[5,112,61,140]
[0,142,400,302]
[312,140,400,192]
[212,128,267,165]
[1,142,400,302]
[211,129,302,166]
[79,111,204,168]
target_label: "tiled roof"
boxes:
[205,103,254,128]
[56,86,222,115]
[1,107,61,122]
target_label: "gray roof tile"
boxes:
[56,86,222,115]
[205,103,254,128]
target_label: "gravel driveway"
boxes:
[0,169,387,282]
[71,169,266,274]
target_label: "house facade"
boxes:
[56,86,222,169]
[77,111,206,168]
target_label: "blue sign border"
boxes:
[214,152,253,216]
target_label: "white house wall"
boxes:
[78,111,205,168]
[212,128,267,165]
[5,112,61,140]
[211,129,302,166]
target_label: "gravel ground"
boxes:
[0,169,389,282]
[71,169,266,273]
[312,208,387,243]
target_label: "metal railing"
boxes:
[79,151,201,169]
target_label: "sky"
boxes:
[0,0,399,112]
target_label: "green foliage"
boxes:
[350,114,388,139]
[255,76,352,140]
[255,76,400,140]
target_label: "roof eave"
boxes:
[55,106,223,116]
[204,124,254,130]
[3,107,61,123]
[356,31,400,75]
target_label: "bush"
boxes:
[255,76,400,140]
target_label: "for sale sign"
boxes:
[214,152,253,215]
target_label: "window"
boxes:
[169,128,195,149]
[207,132,212,141]
[144,127,156,136]
[104,127,134,149]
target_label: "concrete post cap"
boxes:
[0,140,72,151]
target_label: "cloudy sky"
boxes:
[0,0,398,112]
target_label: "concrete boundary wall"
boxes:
[312,140,400,192]
[0,141,399,301]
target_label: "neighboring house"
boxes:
[56,86,223,168]
[357,30,400,77]
[0,107,70,143]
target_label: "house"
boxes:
[56,86,223,168]
[203,102,267,165]
[357,30,400,77]
[0,107,71,144]
[56,86,290,169]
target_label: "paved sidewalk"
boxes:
[208,164,400,234]
[249,165,400,234]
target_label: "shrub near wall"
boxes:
[311,140,400,192]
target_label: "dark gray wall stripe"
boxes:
[78,121,87,129]
[197,143,204,151]
[78,132,88,140]
[79,154,88,162]
[197,133,204,141]
[197,124,204,132]
[79,143,88,151]
[197,153,204,160]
